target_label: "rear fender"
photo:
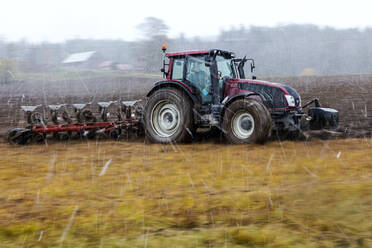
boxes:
[146,81,200,125]
[146,80,198,104]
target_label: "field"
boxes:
[0,139,371,247]
[1,72,372,137]
[0,72,372,247]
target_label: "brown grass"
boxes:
[0,138,371,247]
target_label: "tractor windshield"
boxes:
[216,55,236,79]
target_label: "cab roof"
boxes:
[166,50,209,57]
[166,49,234,58]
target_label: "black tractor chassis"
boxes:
[271,106,339,135]
[271,110,304,133]
[192,104,338,138]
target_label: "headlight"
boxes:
[284,95,296,107]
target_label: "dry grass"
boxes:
[0,138,372,247]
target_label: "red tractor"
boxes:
[7,47,338,145]
[143,47,339,144]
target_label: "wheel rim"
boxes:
[150,100,181,138]
[231,111,255,139]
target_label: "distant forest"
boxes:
[1,17,372,77]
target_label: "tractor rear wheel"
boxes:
[223,99,272,144]
[144,88,194,143]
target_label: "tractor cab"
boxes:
[162,49,240,105]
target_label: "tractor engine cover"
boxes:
[308,107,339,130]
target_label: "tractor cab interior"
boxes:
[170,55,238,104]
[185,56,212,104]
[168,50,240,105]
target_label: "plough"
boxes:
[7,101,142,145]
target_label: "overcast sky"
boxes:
[1,0,372,43]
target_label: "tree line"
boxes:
[1,17,372,81]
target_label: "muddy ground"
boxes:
[0,74,371,140]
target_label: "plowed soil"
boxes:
[1,74,372,139]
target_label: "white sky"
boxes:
[1,0,372,43]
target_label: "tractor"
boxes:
[7,47,339,145]
[143,47,339,144]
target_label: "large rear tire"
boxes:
[143,88,194,143]
[222,99,272,144]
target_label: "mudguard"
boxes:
[222,92,265,118]
[146,80,198,104]
[224,92,264,107]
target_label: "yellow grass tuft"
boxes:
[0,138,371,247]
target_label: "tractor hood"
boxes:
[231,79,301,109]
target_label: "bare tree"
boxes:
[136,17,171,73]
[137,17,169,39]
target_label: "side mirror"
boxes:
[250,62,255,73]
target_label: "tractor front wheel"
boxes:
[223,99,272,144]
[144,88,194,143]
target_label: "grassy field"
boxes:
[0,138,371,247]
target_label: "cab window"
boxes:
[217,55,235,78]
[185,56,211,92]
[185,56,212,103]
[171,58,184,80]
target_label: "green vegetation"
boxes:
[0,139,371,247]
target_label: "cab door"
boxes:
[185,56,212,104]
